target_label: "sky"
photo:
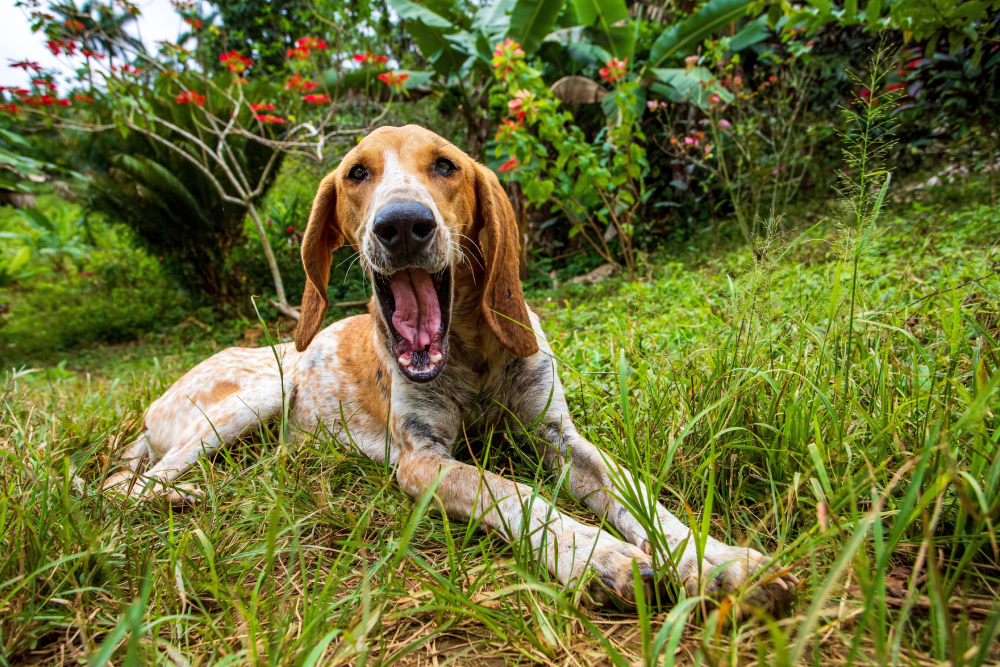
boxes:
[1,0,187,89]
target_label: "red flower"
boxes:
[507,90,535,121]
[184,17,202,29]
[219,51,253,73]
[286,225,294,233]
[498,157,520,173]
[74,94,93,102]
[295,36,327,52]
[492,38,525,78]
[378,71,409,90]
[495,118,522,141]
[32,78,56,91]
[9,60,42,71]
[708,92,721,105]
[64,19,85,30]
[254,113,284,123]
[10,88,30,97]
[55,98,71,106]
[175,90,206,105]
[250,102,276,111]
[302,93,331,104]
[1,103,19,115]
[860,88,871,99]
[886,83,903,93]
[768,75,778,83]
[284,73,317,92]
[81,49,104,59]
[353,51,388,65]
[46,39,78,56]
[286,47,310,60]
[599,57,628,83]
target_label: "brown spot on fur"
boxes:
[208,380,240,403]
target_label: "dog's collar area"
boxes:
[373,266,452,383]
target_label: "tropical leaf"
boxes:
[648,0,755,68]
[584,23,635,58]
[472,0,516,37]
[571,0,627,27]
[651,66,734,109]
[386,0,452,28]
[407,21,468,75]
[508,0,567,54]
[729,15,770,51]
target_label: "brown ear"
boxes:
[295,171,344,351]
[474,164,538,357]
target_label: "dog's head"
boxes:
[295,125,538,382]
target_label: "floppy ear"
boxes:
[295,171,344,351]
[474,164,538,357]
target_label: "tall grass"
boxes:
[2,71,999,667]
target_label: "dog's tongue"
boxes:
[389,268,441,350]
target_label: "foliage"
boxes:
[493,40,649,279]
[0,206,190,359]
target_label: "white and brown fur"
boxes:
[104,125,796,612]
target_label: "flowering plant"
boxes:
[492,43,647,279]
[219,51,253,73]
[378,71,409,93]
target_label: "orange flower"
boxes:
[599,57,628,83]
[74,94,93,102]
[219,51,253,73]
[251,102,276,111]
[498,157,520,173]
[302,93,331,104]
[254,113,284,123]
[378,71,409,91]
[286,47,310,60]
[295,36,328,52]
[284,73,317,92]
[64,19,85,30]
[183,17,202,29]
[494,118,522,142]
[175,90,206,105]
[353,51,388,65]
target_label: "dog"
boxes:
[105,125,796,612]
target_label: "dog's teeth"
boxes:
[398,356,412,367]
[429,352,442,363]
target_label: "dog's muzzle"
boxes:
[369,200,452,383]
[372,200,437,264]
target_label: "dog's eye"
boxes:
[434,158,456,176]
[347,165,368,182]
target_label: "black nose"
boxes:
[372,200,437,260]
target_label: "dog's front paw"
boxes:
[678,542,798,618]
[564,530,655,607]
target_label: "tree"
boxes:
[7,1,377,314]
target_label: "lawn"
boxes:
[1,178,999,666]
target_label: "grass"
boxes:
[2,177,999,666]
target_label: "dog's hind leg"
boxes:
[108,346,293,504]
[102,433,151,492]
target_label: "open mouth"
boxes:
[373,266,452,383]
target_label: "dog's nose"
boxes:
[372,201,437,259]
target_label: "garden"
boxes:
[1,0,999,664]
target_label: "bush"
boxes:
[0,213,190,362]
